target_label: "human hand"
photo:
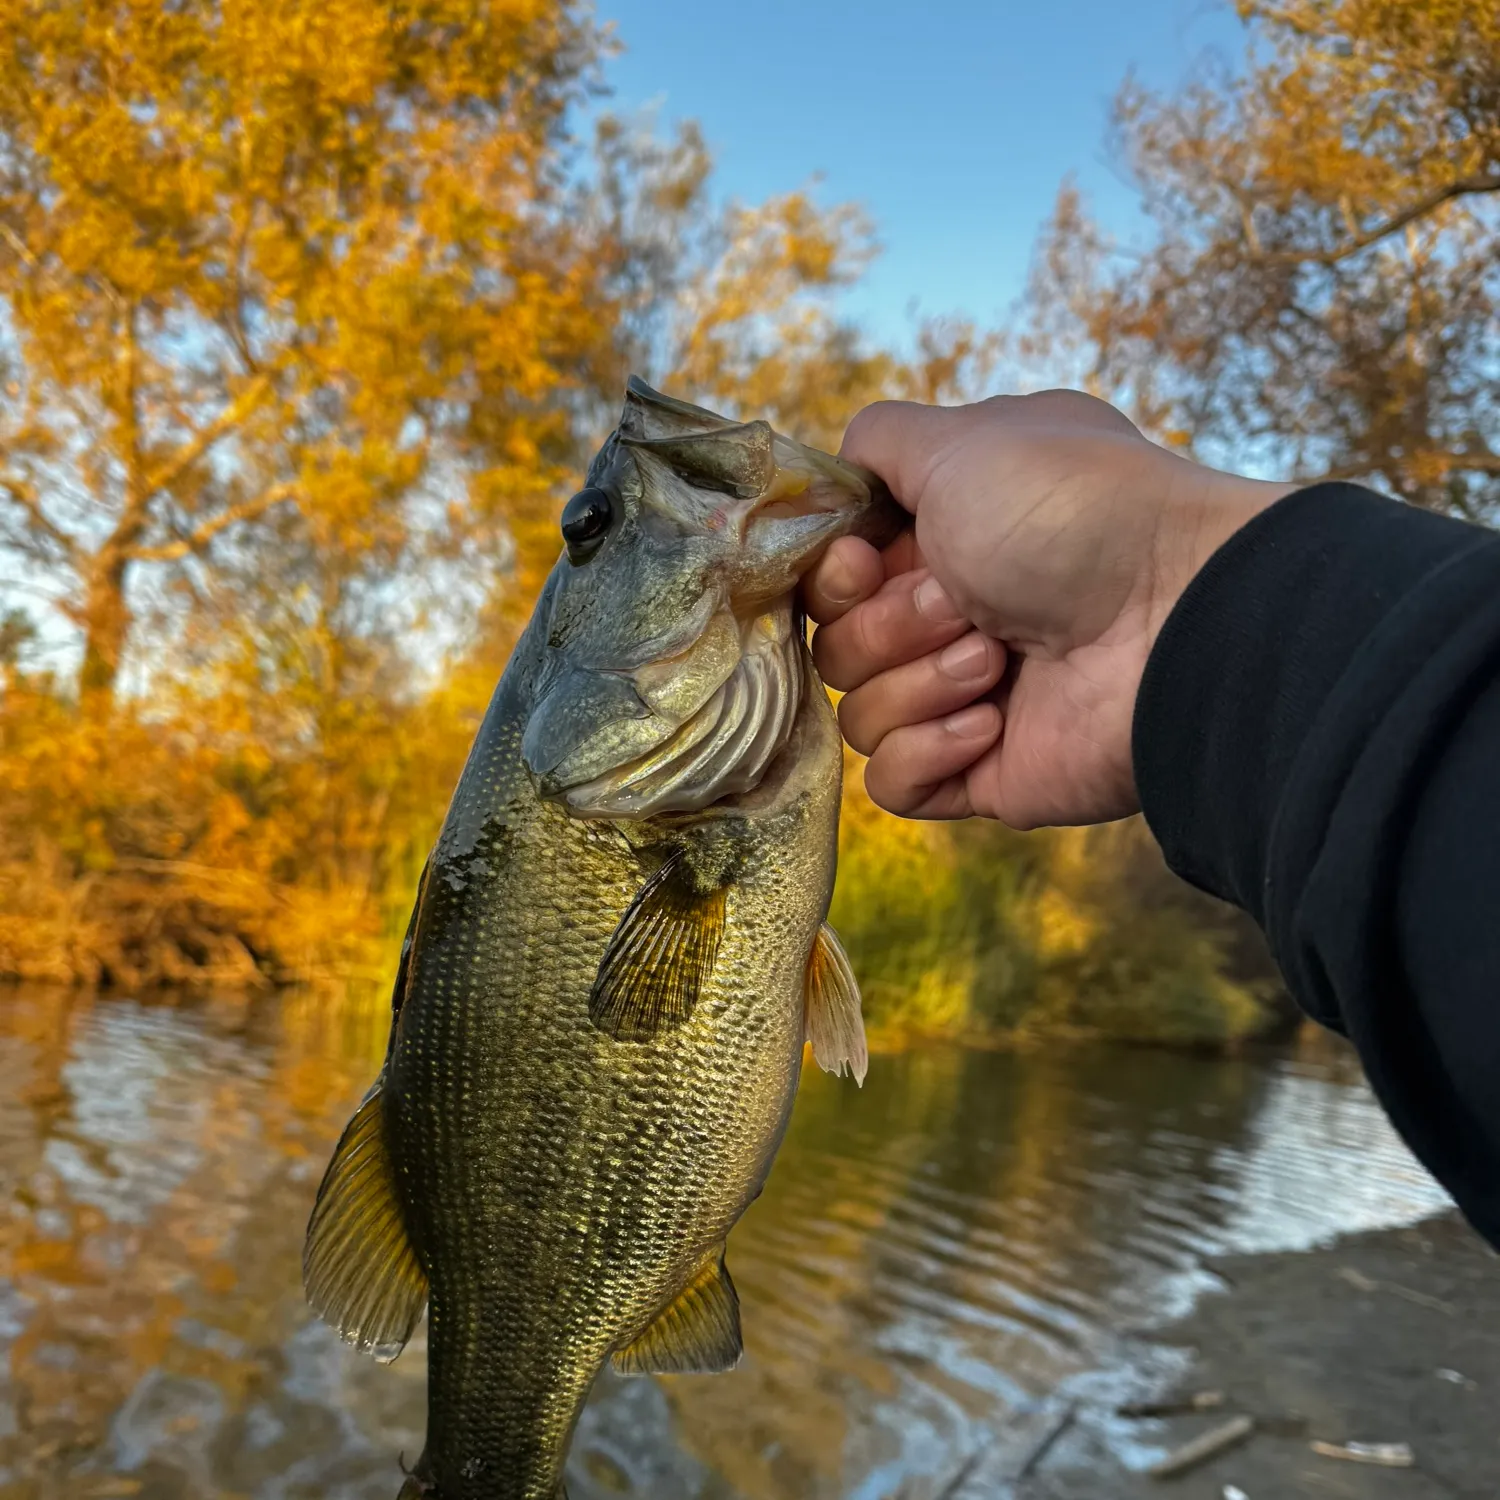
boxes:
[805,390,1293,827]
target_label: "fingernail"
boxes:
[945,703,998,738]
[914,574,963,622]
[820,556,859,607]
[938,633,990,681]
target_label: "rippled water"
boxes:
[0,986,1448,1499]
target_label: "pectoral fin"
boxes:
[805,922,868,1085]
[303,1083,428,1363]
[589,849,726,1041]
[612,1247,743,1376]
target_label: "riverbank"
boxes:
[0,988,1454,1498]
[1024,1211,1498,1499]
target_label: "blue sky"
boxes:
[596,0,1247,346]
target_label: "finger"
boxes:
[837,632,1006,756]
[803,536,884,625]
[878,773,980,821]
[862,702,1003,817]
[839,401,961,509]
[813,569,969,692]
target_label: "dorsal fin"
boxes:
[621,375,737,440]
[388,855,429,1030]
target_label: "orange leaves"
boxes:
[0,0,609,703]
[0,0,1020,994]
[1022,0,1500,516]
[0,669,473,985]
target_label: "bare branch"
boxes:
[0,475,78,560]
[1443,452,1500,476]
[124,480,297,563]
[140,372,273,502]
[0,222,38,272]
[1254,176,1500,265]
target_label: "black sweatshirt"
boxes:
[1134,482,1500,1248]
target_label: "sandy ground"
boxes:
[1013,1212,1500,1500]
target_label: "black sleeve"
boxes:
[1132,482,1500,1246]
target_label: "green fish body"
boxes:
[304,380,898,1499]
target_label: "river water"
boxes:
[0,985,1449,1499]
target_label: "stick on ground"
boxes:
[1146,1416,1256,1479]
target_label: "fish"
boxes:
[302,377,904,1499]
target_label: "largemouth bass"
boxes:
[303,379,902,1499]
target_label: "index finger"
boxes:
[813,567,969,692]
[839,400,963,508]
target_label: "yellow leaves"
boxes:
[1025,0,1500,515]
[831,760,1270,1047]
[665,192,882,427]
[1,0,617,706]
[0,0,1268,1052]
[1032,888,1098,962]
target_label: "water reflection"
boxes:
[0,988,1448,1499]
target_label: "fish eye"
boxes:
[561,487,614,563]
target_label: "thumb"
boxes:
[838,401,962,514]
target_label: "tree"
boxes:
[0,2,1002,986]
[1027,0,1500,516]
[0,0,607,705]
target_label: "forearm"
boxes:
[1133,482,1500,1241]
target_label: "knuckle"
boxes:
[850,597,885,666]
[865,730,926,815]
[883,725,921,782]
[838,404,890,466]
[862,756,910,816]
[836,692,877,757]
[844,399,905,441]
[811,623,852,690]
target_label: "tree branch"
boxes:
[0,222,39,273]
[0,476,78,561]
[125,480,297,563]
[1255,176,1500,265]
[1443,452,1500,476]
[1318,452,1500,484]
[141,372,273,502]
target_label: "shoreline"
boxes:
[1022,1211,1498,1498]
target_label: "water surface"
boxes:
[0,986,1448,1499]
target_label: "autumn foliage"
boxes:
[1029,0,1500,513]
[8,0,1489,1043]
[0,0,1002,999]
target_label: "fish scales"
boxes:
[303,379,902,1499]
[391,678,832,1494]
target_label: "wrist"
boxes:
[1149,461,1295,647]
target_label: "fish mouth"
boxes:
[522,380,904,819]
[614,375,906,568]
